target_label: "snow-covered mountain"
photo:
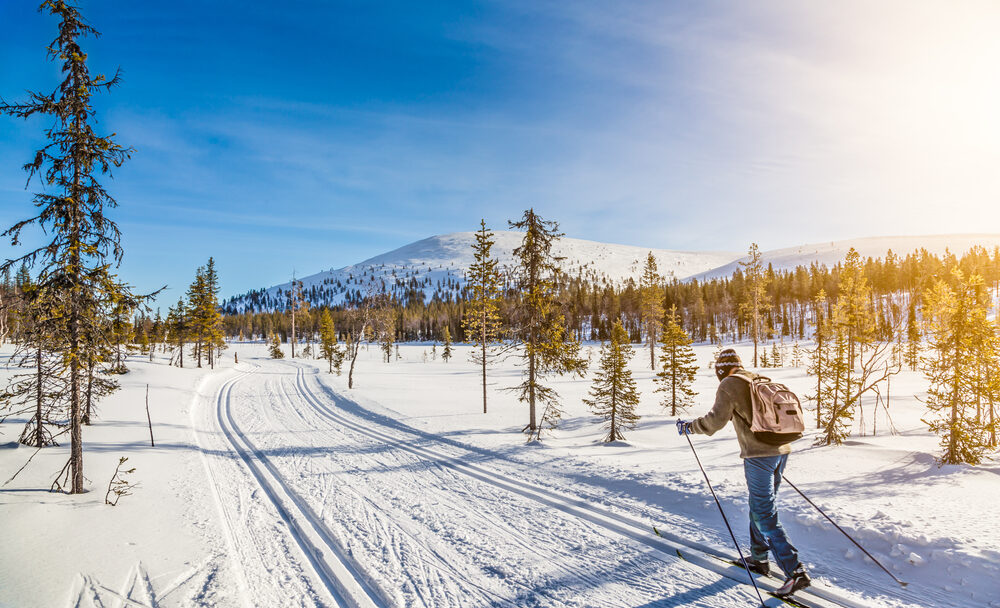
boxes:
[224,232,739,312]
[691,234,1000,281]
[224,232,1000,312]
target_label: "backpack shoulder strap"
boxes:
[728,370,767,384]
[724,370,757,427]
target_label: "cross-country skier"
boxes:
[677,348,811,598]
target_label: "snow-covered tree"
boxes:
[584,321,640,442]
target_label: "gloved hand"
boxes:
[676,419,692,436]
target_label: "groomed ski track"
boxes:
[196,358,917,608]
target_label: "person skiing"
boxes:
[676,348,811,597]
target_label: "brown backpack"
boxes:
[732,373,805,445]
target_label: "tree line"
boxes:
[219,217,1000,462]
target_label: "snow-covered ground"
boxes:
[1,341,996,608]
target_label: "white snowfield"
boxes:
[1,343,997,608]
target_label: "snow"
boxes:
[228,232,741,311]
[228,232,1000,313]
[692,234,1000,281]
[1,341,997,608]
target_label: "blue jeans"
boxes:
[744,454,800,577]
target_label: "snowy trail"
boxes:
[196,367,384,608]
[286,363,870,608]
[291,363,940,608]
[198,358,925,608]
[209,361,770,607]
[215,370,387,608]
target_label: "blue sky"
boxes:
[2,1,999,305]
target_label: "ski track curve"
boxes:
[285,361,929,608]
[199,357,934,608]
[262,368,726,607]
[225,360,760,608]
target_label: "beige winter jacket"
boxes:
[690,369,791,459]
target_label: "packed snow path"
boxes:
[193,359,886,608]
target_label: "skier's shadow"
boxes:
[632,576,780,607]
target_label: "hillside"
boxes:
[692,234,1000,281]
[223,232,739,313]
[223,232,1000,313]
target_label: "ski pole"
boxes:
[683,430,767,607]
[743,458,908,587]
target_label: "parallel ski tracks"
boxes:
[212,370,387,608]
[269,373,528,608]
[288,364,896,608]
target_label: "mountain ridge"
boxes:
[223,232,1000,313]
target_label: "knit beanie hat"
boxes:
[714,348,742,381]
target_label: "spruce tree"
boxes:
[639,252,664,370]
[318,309,343,374]
[375,304,395,363]
[200,258,226,368]
[151,308,164,357]
[462,220,504,413]
[1,2,141,493]
[739,243,770,367]
[441,325,453,362]
[507,209,586,440]
[921,268,994,464]
[807,290,831,429]
[655,305,699,416]
[287,275,307,358]
[0,280,67,446]
[584,321,640,442]
[791,342,803,367]
[167,298,188,367]
[905,298,921,371]
[106,295,134,374]
[269,333,285,359]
